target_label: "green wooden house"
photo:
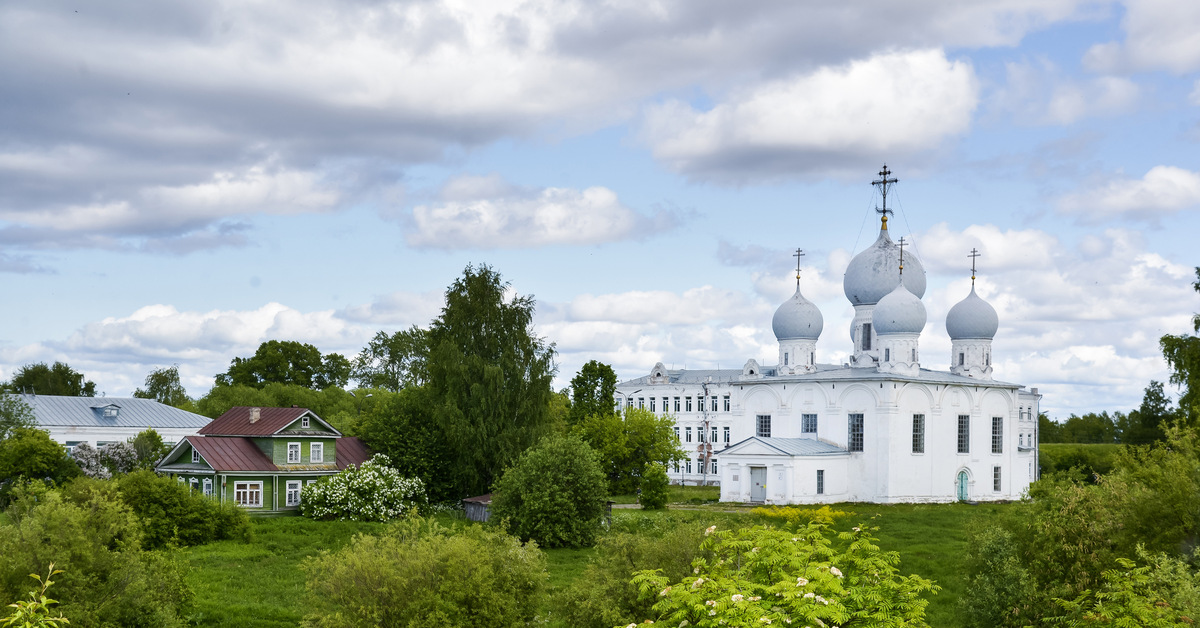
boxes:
[156,406,370,514]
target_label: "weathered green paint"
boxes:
[279,416,338,435]
[269,437,337,466]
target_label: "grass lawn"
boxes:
[609,484,721,505]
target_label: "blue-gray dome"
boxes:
[772,287,823,340]
[873,282,927,335]
[843,229,926,305]
[946,286,999,339]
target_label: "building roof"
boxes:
[189,435,277,472]
[619,364,1022,389]
[19,393,210,429]
[721,437,849,457]
[199,406,339,437]
[335,437,371,470]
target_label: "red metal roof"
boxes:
[199,406,317,436]
[335,437,372,470]
[189,436,277,472]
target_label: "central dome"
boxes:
[843,228,926,305]
[772,287,823,340]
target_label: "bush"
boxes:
[129,429,168,469]
[491,433,608,548]
[299,454,426,522]
[303,517,546,627]
[110,470,249,549]
[960,524,1035,628]
[0,481,192,627]
[0,428,79,486]
[639,463,669,510]
[1039,443,1122,480]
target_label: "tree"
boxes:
[491,433,608,548]
[350,327,428,391]
[1039,413,1063,443]
[0,394,34,443]
[0,429,78,484]
[129,428,167,469]
[639,462,669,510]
[193,382,360,422]
[1160,267,1200,422]
[574,407,685,495]
[568,360,617,425]
[424,264,557,498]
[1119,380,1175,445]
[214,340,350,390]
[8,362,96,397]
[132,365,191,408]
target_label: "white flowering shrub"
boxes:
[299,453,426,522]
[71,443,111,479]
[100,442,138,474]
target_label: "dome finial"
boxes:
[872,164,898,230]
[792,247,805,289]
[898,237,907,278]
[968,247,981,287]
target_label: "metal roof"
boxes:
[199,406,339,437]
[20,394,210,429]
[189,436,277,472]
[619,365,1021,389]
[720,437,849,457]
[335,437,371,470]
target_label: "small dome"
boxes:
[772,287,823,340]
[946,286,999,339]
[843,229,927,305]
[873,282,927,335]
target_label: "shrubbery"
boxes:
[639,463,669,510]
[1038,443,1121,481]
[299,454,426,522]
[111,470,249,549]
[303,517,546,627]
[491,432,608,548]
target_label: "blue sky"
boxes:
[2,0,1199,418]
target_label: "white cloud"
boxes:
[1057,166,1200,221]
[407,174,676,249]
[993,59,1139,125]
[640,49,979,181]
[1084,0,1200,74]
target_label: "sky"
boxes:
[2,0,1199,419]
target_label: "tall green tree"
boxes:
[350,327,429,391]
[573,407,685,494]
[0,394,35,442]
[132,365,191,408]
[568,360,617,425]
[215,340,350,390]
[423,264,557,498]
[1160,267,1200,421]
[1118,381,1175,445]
[0,428,79,484]
[8,362,96,397]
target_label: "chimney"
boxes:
[249,407,261,424]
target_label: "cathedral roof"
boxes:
[842,225,926,306]
[946,286,999,340]
[617,365,1021,389]
[772,286,823,340]
[873,282,927,335]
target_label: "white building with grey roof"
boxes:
[18,393,211,453]
[615,166,1040,504]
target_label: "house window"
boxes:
[723,426,730,443]
[673,426,680,441]
[723,395,730,411]
[756,415,771,438]
[817,469,825,494]
[627,398,633,409]
[699,428,705,443]
[288,442,301,463]
[862,323,872,350]
[912,414,925,454]
[848,414,864,452]
[686,427,693,443]
[203,478,212,497]
[711,427,718,443]
[686,396,693,412]
[64,441,83,455]
[301,416,310,429]
[192,448,201,463]
[234,482,262,507]
[958,415,971,454]
[190,477,199,491]
[650,398,656,412]
[286,481,302,507]
[802,414,818,434]
[311,442,324,463]
[993,466,1002,492]
[711,459,718,475]
[992,417,1004,454]
[686,460,692,474]
[674,397,680,412]
[711,396,718,412]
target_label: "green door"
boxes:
[957,471,969,501]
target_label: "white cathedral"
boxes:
[615,167,1040,504]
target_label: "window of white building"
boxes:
[958,415,970,454]
[801,414,817,434]
[992,417,1003,454]
[848,414,864,452]
[912,414,925,454]
[756,415,771,438]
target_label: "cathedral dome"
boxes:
[772,287,823,340]
[873,282,927,335]
[843,229,927,305]
[946,286,999,340]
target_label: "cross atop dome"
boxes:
[872,164,898,230]
[793,248,805,288]
[898,237,907,277]
[968,248,981,287]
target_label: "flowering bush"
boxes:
[71,443,110,479]
[299,454,426,522]
[624,522,938,627]
[100,442,138,474]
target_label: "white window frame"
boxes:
[234,481,262,508]
[801,414,818,434]
[301,416,310,429]
[286,480,302,507]
[191,448,201,463]
[287,442,301,463]
[310,442,324,463]
[203,478,213,497]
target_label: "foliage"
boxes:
[751,504,857,525]
[350,327,428,391]
[299,454,426,522]
[215,340,351,390]
[569,360,617,426]
[574,407,685,495]
[193,382,362,420]
[128,429,167,469]
[131,365,191,409]
[353,387,456,501]
[1161,267,1200,423]
[0,429,78,485]
[0,395,34,443]
[110,471,250,549]
[2,564,69,627]
[303,517,546,628]
[491,433,608,548]
[67,445,108,480]
[1038,443,1121,481]
[0,481,192,627]
[1120,380,1177,445]
[1045,557,1194,627]
[424,264,557,499]
[639,463,669,510]
[99,443,136,475]
[7,363,96,398]
[626,522,938,627]
[960,524,1035,628]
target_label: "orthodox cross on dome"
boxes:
[898,237,907,277]
[793,248,805,289]
[968,248,981,287]
[872,164,898,230]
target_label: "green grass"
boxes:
[609,484,721,505]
